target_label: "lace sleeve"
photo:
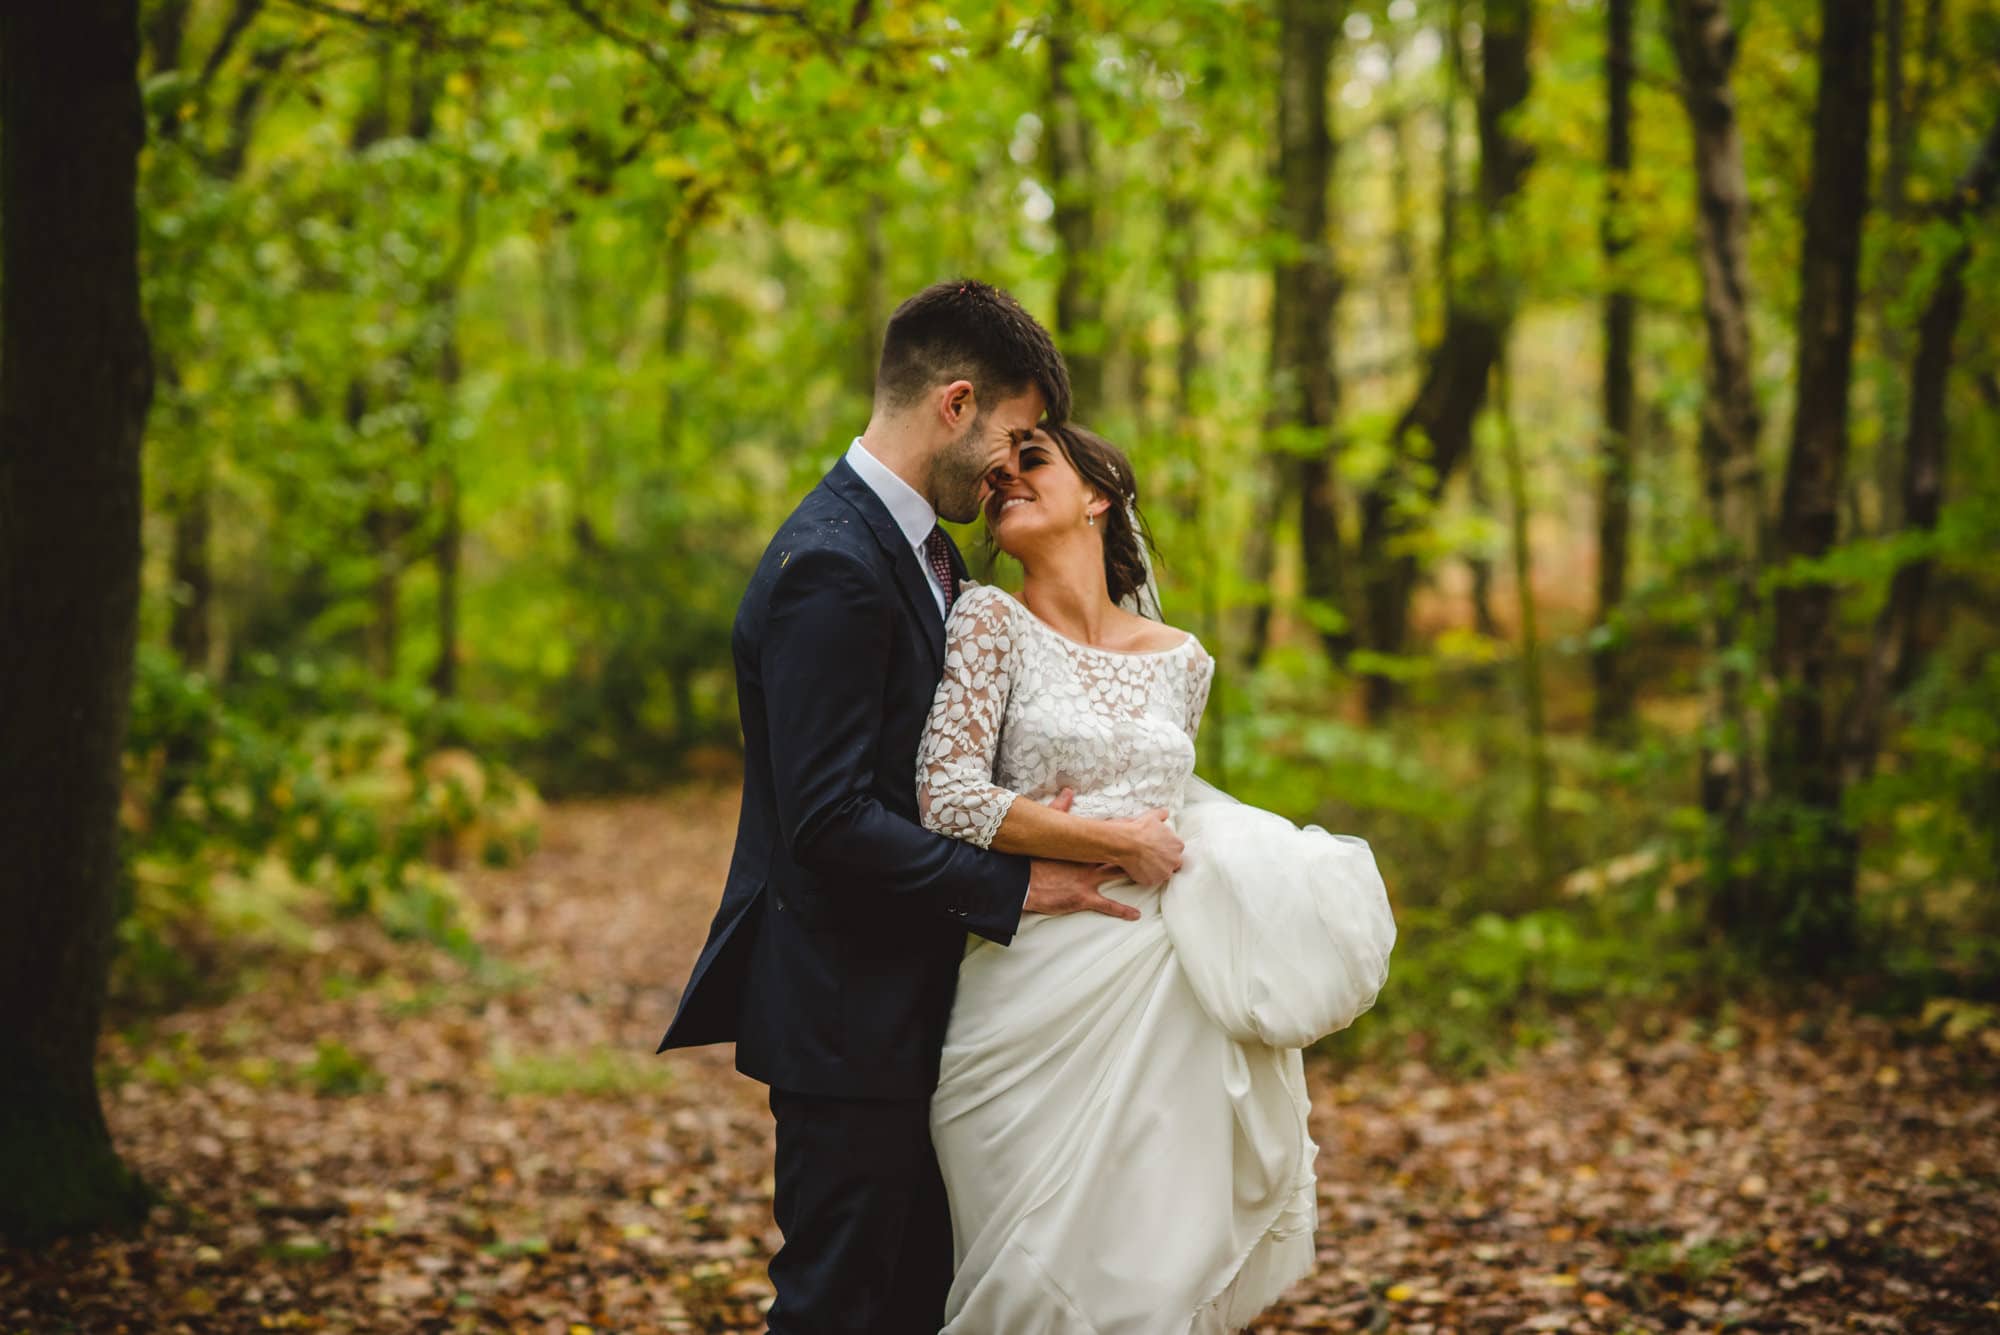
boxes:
[916,585,1020,849]
[1183,644,1215,744]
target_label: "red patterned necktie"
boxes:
[923,525,959,610]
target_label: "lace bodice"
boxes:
[916,582,1214,848]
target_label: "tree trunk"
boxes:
[658,224,703,746]
[431,469,463,701]
[853,193,888,408]
[1764,0,1876,967]
[1165,186,1203,533]
[153,9,278,684]
[342,55,394,675]
[1235,285,1283,667]
[1440,6,1500,643]
[1356,0,1533,717]
[1275,0,1348,661]
[374,57,467,690]
[1667,0,1767,928]
[1438,0,1465,315]
[1466,447,1502,640]
[1164,186,1227,779]
[146,0,267,678]
[1388,72,1429,351]
[364,500,405,679]
[1868,0,1917,535]
[661,224,694,458]
[1495,353,1553,899]
[1881,0,1912,218]
[0,0,156,1242]
[1838,111,2000,785]
[1168,191,1201,435]
[1592,0,1638,740]
[168,462,215,673]
[1045,0,1103,412]
[1235,0,1344,667]
[427,172,478,702]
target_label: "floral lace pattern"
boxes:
[916,582,1215,849]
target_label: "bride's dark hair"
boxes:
[990,422,1161,608]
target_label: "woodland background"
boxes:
[4,0,2000,1327]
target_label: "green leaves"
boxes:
[122,0,2000,1027]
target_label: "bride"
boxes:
[915,422,1399,1333]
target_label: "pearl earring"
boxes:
[1087,512,1096,526]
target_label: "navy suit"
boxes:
[657,456,1029,1333]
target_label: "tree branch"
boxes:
[693,0,805,16]
[197,0,266,88]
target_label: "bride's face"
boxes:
[982,428,1109,559]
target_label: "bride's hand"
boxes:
[1110,809,1183,887]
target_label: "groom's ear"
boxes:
[939,379,976,430]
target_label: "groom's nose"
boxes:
[995,440,1024,481]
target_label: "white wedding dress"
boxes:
[914,582,1398,1334]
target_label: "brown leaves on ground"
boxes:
[5,785,1997,1332]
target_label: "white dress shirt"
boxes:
[845,436,948,619]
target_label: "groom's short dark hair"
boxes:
[875,279,1072,425]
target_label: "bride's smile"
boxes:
[982,429,1103,557]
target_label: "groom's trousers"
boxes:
[763,1086,953,1335]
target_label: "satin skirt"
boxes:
[931,878,1319,1335]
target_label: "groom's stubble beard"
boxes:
[929,406,993,525]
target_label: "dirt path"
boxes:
[8,786,1998,1332]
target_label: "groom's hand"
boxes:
[1021,788,1143,920]
[1024,859,1139,921]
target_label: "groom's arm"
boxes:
[761,546,1028,946]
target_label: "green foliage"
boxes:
[488,1045,676,1099]
[123,0,2000,1047]
[1208,656,1725,1072]
[1322,902,1711,1074]
[1846,635,2000,1001]
[296,1039,385,1097]
[144,1040,207,1092]
[1209,654,1705,913]
[115,645,540,1010]
[1618,1233,1749,1284]
[263,1235,337,1263]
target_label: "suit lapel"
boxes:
[823,458,947,671]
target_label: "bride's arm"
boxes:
[1183,645,1215,743]
[989,786,1178,884]
[916,588,1180,884]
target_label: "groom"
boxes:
[657,279,1135,1334]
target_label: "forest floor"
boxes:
[7,784,2000,1333]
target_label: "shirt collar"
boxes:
[845,436,936,550]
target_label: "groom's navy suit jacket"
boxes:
[656,456,1030,1100]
